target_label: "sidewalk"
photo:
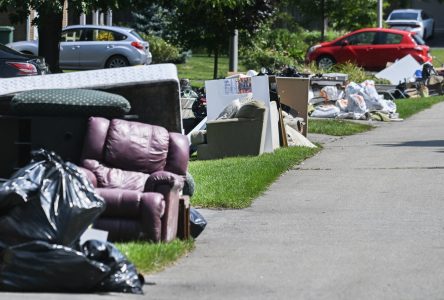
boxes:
[145,102,444,299]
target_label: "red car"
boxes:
[306,28,432,70]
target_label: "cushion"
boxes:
[190,130,207,145]
[217,99,241,119]
[235,100,266,119]
[82,159,149,191]
[104,119,169,173]
[11,89,131,117]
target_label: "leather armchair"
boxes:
[79,117,189,242]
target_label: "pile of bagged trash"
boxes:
[0,149,144,294]
[309,79,401,122]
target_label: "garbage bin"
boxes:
[0,26,14,45]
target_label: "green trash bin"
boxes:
[0,26,14,45]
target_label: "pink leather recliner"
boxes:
[79,117,189,242]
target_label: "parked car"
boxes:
[0,43,48,77]
[305,28,432,70]
[7,25,152,70]
[386,9,434,40]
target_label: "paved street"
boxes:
[2,102,444,299]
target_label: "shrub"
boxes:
[241,47,296,71]
[142,34,184,64]
[240,28,344,72]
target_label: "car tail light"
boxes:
[131,41,144,50]
[6,62,37,75]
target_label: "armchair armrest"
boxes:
[145,171,184,192]
[77,165,98,188]
[145,170,184,242]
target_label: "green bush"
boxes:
[240,28,344,71]
[241,47,296,70]
[142,34,183,64]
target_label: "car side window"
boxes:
[375,32,403,45]
[422,12,430,20]
[112,31,127,41]
[347,32,377,45]
[60,29,82,42]
[94,30,115,41]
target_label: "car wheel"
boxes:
[316,55,335,69]
[105,55,129,68]
[423,29,427,40]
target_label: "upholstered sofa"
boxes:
[79,117,189,242]
[195,100,268,160]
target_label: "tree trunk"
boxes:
[38,7,64,73]
[321,0,325,42]
[213,46,219,79]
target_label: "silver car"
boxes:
[7,25,152,70]
[386,9,435,40]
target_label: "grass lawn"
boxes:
[176,54,246,87]
[309,119,374,136]
[189,146,320,208]
[395,95,444,119]
[431,48,444,68]
[115,239,194,274]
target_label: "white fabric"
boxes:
[311,104,340,118]
[285,125,317,148]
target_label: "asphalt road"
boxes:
[2,102,444,299]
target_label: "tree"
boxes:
[132,4,177,41]
[0,0,165,73]
[171,0,277,78]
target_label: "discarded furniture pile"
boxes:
[187,70,316,160]
[0,64,206,293]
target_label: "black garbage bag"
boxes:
[0,240,144,294]
[82,240,144,294]
[0,241,109,292]
[0,149,105,249]
[190,207,207,238]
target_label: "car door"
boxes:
[371,32,405,70]
[78,29,122,69]
[335,31,378,68]
[59,29,82,69]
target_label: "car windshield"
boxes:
[389,12,419,20]
[412,34,425,45]
[129,30,143,40]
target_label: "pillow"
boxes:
[216,99,241,119]
[11,89,131,117]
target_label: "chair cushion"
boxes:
[104,119,170,173]
[235,100,266,119]
[82,159,149,191]
[11,89,131,117]
[217,99,241,119]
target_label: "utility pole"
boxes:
[377,0,383,28]
[228,29,238,73]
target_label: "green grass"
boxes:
[309,119,374,136]
[189,146,320,208]
[176,54,246,87]
[431,48,444,68]
[115,239,195,274]
[395,95,444,119]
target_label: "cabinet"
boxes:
[0,116,87,178]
